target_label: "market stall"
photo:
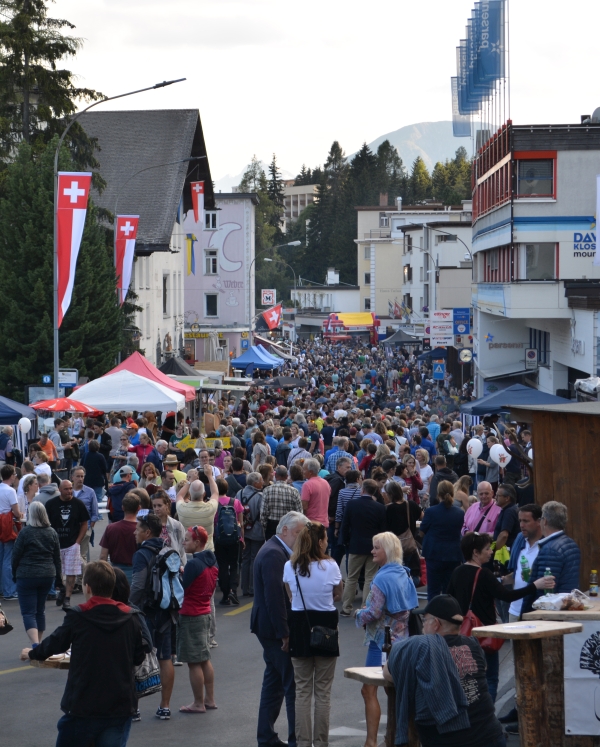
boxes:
[73,370,185,413]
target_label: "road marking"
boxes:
[223,602,253,616]
[0,665,33,676]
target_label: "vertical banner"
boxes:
[56,171,92,327]
[451,78,472,136]
[477,0,505,83]
[115,215,139,305]
[190,181,205,225]
[186,234,197,275]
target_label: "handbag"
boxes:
[459,568,504,653]
[397,500,418,555]
[295,571,339,654]
[134,647,162,697]
[0,511,20,543]
[0,606,14,635]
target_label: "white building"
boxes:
[355,197,473,321]
[283,181,318,232]
[471,121,600,396]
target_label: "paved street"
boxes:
[0,520,520,746]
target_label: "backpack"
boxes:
[214,498,241,546]
[144,546,184,612]
[237,488,261,532]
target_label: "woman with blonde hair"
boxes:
[355,531,418,747]
[283,521,343,747]
[415,448,433,508]
[453,474,473,511]
[138,462,161,494]
[251,431,270,471]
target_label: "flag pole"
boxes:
[52,78,185,396]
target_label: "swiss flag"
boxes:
[190,181,204,224]
[57,172,92,326]
[115,215,140,305]
[262,303,282,330]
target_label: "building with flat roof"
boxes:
[283,181,318,232]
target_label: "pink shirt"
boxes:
[214,495,244,522]
[462,500,502,536]
[301,476,331,527]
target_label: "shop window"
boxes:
[517,159,554,197]
[525,243,555,280]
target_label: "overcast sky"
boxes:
[54,0,599,180]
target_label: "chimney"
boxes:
[326,268,339,285]
[379,192,388,207]
[396,196,403,211]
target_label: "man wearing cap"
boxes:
[127,423,140,446]
[384,595,505,747]
[106,466,136,522]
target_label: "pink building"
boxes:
[183,192,258,363]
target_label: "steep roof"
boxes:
[80,109,215,254]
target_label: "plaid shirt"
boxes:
[325,449,353,473]
[260,481,303,530]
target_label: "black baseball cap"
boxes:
[418,595,464,624]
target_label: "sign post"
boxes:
[433,360,446,381]
[261,289,276,306]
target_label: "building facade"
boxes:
[183,193,258,363]
[471,122,600,396]
[282,181,318,232]
[355,200,473,321]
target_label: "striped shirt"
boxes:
[335,483,361,524]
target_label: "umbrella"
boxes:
[31,397,100,414]
[315,397,329,404]
[266,376,308,389]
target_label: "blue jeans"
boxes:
[0,540,17,598]
[56,714,132,747]
[425,559,460,601]
[485,649,500,702]
[257,636,296,747]
[16,576,54,632]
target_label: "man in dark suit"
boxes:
[251,511,309,747]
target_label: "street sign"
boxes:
[433,361,446,380]
[58,369,78,387]
[42,375,52,385]
[261,289,276,306]
[453,307,471,335]
[241,339,249,350]
[525,348,538,369]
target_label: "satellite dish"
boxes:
[592,107,600,123]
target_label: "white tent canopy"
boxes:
[75,370,185,412]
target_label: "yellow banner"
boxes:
[174,434,196,450]
[204,437,231,449]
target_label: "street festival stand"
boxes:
[524,600,600,745]
[344,620,582,747]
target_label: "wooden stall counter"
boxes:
[523,602,600,745]
[473,620,583,747]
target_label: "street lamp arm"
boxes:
[404,221,472,259]
[53,78,186,175]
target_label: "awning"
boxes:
[477,362,532,381]
[461,383,571,415]
[253,335,295,360]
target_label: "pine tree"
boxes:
[431,147,473,205]
[375,140,408,204]
[267,153,284,243]
[408,156,432,203]
[0,0,102,174]
[0,139,131,400]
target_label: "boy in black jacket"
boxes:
[22,560,145,747]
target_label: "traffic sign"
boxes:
[241,339,249,350]
[433,361,446,380]
[453,307,471,335]
[42,375,52,385]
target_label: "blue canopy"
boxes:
[0,395,37,426]
[460,384,571,416]
[231,346,282,370]
[417,347,448,361]
[256,344,284,365]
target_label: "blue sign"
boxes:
[453,307,471,335]
[241,339,249,350]
[433,362,446,381]
[42,375,52,384]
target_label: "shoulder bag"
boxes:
[295,571,338,654]
[396,500,418,555]
[459,567,504,653]
[134,647,162,697]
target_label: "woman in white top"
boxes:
[283,522,343,747]
[251,431,270,471]
[415,448,433,509]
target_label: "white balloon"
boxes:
[466,438,483,459]
[528,448,533,460]
[18,417,31,434]
[490,443,511,466]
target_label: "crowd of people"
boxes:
[0,336,583,747]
